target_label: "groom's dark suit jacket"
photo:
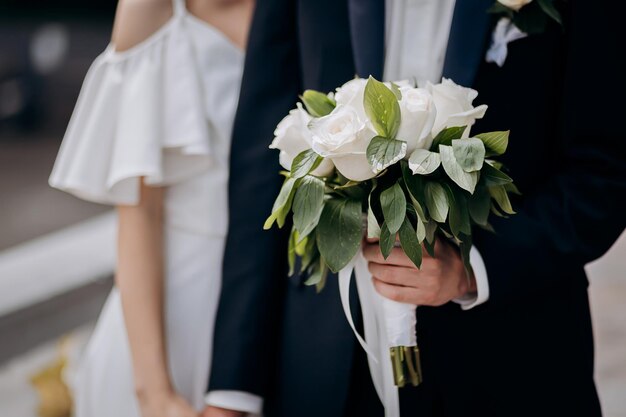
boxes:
[209,0,626,416]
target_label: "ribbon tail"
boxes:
[354,252,400,417]
[338,254,379,363]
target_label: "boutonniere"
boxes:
[486,0,563,66]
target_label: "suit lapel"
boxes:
[442,0,494,87]
[347,0,385,80]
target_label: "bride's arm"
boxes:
[110,1,196,415]
[116,181,197,417]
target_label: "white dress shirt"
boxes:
[206,0,489,413]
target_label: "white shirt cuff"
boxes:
[205,391,263,416]
[453,246,490,310]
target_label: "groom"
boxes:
[204,0,626,416]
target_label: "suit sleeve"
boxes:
[207,0,301,397]
[473,1,626,303]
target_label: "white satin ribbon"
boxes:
[338,250,402,417]
[486,17,528,67]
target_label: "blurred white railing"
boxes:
[0,212,116,316]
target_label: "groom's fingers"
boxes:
[373,278,424,303]
[368,263,419,287]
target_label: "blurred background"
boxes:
[0,1,625,416]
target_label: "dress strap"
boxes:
[172,0,186,16]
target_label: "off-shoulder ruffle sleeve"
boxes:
[49,19,214,205]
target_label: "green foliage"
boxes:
[452,138,486,172]
[316,198,363,272]
[264,177,298,229]
[291,149,324,179]
[444,184,471,238]
[379,222,395,259]
[481,163,513,186]
[440,144,478,194]
[364,76,401,138]
[475,131,509,156]
[301,90,336,117]
[430,126,466,150]
[380,183,406,235]
[489,185,516,215]
[398,217,423,268]
[424,182,448,223]
[367,137,407,173]
[408,149,441,175]
[292,175,325,238]
[468,186,491,226]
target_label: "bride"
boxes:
[49,0,253,415]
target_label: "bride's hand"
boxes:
[137,389,199,417]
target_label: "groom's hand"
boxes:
[363,238,476,306]
[201,406,245,417]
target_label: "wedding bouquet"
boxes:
[265,76,517,388]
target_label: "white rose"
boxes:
[310,106,377,181]
[269,103,334,176]
[396,86,437,154]
[335,78,367,106]
[497,0,533,11]
[427,78,488,138]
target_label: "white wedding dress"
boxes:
[48,0,243,414]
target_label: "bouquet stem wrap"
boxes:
[338,251,420,417]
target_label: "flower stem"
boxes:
[390,345,422,387]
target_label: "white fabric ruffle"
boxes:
[50,18,216,205]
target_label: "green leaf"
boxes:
[300,234,318,271]
[424,220,438,246]
[380,183,406,235]
[504,182,522,195]
[468,186,491,226]
[423,237,436,257]
[264,177,298,229]
[301,90,336,117]
[292,175,325,238]
[291,149,324,179]
[288,228,297,275]
[363,76,401,138]
[452,138,485,172]
[367,136,407,173]
[491,203,506,217]
[316,198,363,272]
[475,131,509,156]
[537,0,562,25]
[367,206,381,239]
[379,222,395,259]
[459,235,474,277]
[440,145,478,194]
[398,217,422,268]
[402,161,426,204]
[430,126,467,150]
[424,182,449,223]
[295,233,308,256]
[367,183,381,239]
[481,163,513,186]
[489,185,516,215]
[408,148,441,175]
[304,258,328,289]
[444,184,471,238]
